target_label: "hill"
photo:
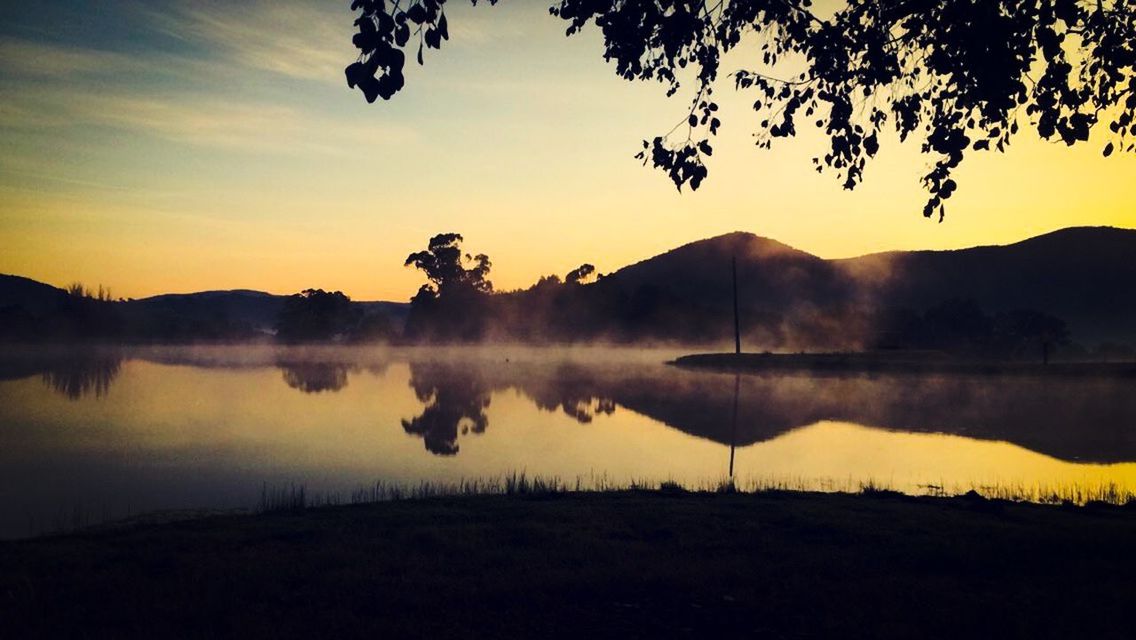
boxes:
[0,278,409,343]
[3,226,1134,347]
[0,275,68,315]
[490,225,1135,347]
[837,226,1136,343]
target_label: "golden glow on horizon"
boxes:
[1,2,1134,301]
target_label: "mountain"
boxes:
[571,226,1135,346]
[3,226,1134,346]
[128,290,286,333]
[836,226,1136,343]
[0,275,68,315]
[0,278,410,343]
[579,232,857,346]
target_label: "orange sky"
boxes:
[2,2,1134,301]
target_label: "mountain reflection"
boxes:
[525,364,617,424]
[392,358,1136,463]
[3,348,1132,463]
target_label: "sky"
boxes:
[1,1,1134,302]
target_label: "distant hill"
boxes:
[836,226,1136,343]
[129,292,411,330]
[559,226,1135,346]
[0,278,410,343]
[128,290,286,333]
[3,226,1134,346]
[577,232,856,346]
[0,275,68,315]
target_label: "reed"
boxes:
[254,473,1136,514]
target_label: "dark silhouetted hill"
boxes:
[0,275,68,315]
[4,226,1133,346]
[835,226,1136,343]
[480,226,1133,347]
[0,279,409,343]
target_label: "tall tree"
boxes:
[346,0,1135,219]
[404,232,493,298]
[404,233,494,341]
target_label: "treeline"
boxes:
[390,233,1133,361]
[873,299,1072,362]
[0,283,394,344]
[274,289,393,343]
[3,232,1135,359]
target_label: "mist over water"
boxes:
[0,345,1134,538]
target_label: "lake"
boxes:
[1,345,1134,538]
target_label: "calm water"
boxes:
[1,345,1134,538]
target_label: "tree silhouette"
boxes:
[404,233,493,298]
[275,289,362,343]
[347,1,1136,219]
[565,263,596,285]
[404,233,494,340]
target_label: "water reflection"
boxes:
[41,356,121,400]
[0,347,1134,539]
[526,364,617,424]
[402,361,492,455]
[388,357,1136,463]
[278,361,352,393]
[1,348,1133,463]
[0,350,123,400]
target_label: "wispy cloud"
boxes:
[0,38,143,77]
[1,83,414,156]
[146,2,356,83]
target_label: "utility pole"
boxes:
[732,255,741,355]
[729,373,739,480]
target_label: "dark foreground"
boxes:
[3,491,1135,639]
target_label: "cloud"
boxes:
[146,1,356,83]
[1,84,414,156]
[0,38,143,77]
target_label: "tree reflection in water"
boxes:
[397,358,1136,464]
[276,357,389,394]
[278,361,353,394]
[401,362,491,455]
[41,357,122,400]
[400,361,618,455]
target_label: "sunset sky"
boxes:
[2,1,1134,302]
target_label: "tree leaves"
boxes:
[348,1,1136,220]
[346,1,484,101]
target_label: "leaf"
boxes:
[406,4,427,23]
[1103,142,1114,157]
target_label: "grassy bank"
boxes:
[3,489,1135,639]
[673,351,1136,377]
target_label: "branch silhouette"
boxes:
[346,0,1135,219]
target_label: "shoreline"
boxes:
[673,351,1136,377]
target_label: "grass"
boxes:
[251,473,1136,517]
[3,489,1136,639]
[29,474,1133,541]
